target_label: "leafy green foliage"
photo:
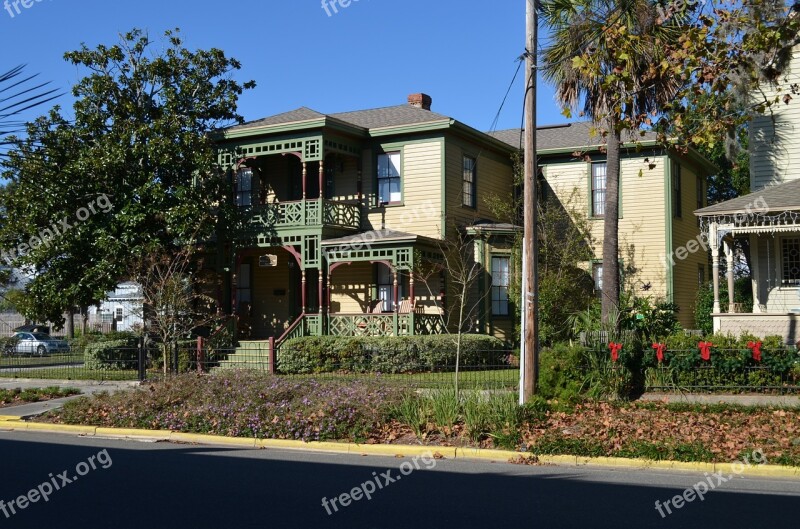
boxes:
[694,278,754,335]
[0,29,254,327]
[277,335,507,375]
[84,338,138,371]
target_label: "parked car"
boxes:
[6,332,70,356]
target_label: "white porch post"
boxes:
[749,234,762,313]
[711,222,721,314]
[724,237,735,312]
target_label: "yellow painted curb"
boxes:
[95,427,171,440]
[10,421,800,479]
[169,432,256,448]
[0,415,19,421]
[23,422,97,435]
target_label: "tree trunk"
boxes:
[66,308,75,339]
[601,121,621,332]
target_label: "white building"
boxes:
[88,281,144,332]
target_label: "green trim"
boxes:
[219,116,368,141]
[440,140,447,237]
[664,156,675,303]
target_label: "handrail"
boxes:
[275,313,306,348]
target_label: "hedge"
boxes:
[84,339,138,371]
[277,335,508,375]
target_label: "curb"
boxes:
[1,418,798,479]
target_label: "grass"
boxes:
[0,386,80,407]
[0,368,138,381]
[0,352,83,368]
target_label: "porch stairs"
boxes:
[216,341,273,371]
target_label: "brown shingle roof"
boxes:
[489,122,658,151]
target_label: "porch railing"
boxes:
[328,313,446,337]
[246,199,360,232]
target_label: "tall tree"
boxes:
[0,29,254,328]
[540,0,685,329]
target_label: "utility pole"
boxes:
[520,0,539,403]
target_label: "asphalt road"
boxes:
[0,431,798,529]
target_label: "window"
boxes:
[593,263,603,298]
[698,264,706,287]
[782,237,800,286]
[115,308,123,322]
[377,152,401,204]
[591,163,607,217]
[376,266,408,312]
[672,163,682,218]
[235,168,257,207]
[491,256,510,316]
[101,312,113,324]
[462,156,477,208]
[237,262,252,313]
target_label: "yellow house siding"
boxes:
[444,137,515,230]
[363,140,444,238]
[542,156,669,301]
[670,161,706,327]
[330,262,372,314]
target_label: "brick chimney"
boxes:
[408,93,432,111]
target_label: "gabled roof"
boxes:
[695,178,800,216]
[488,122,658,151]
[330,105,451,130]
[226,104,451,135]
[231,107,327,131]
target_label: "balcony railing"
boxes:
[244,199,360,232]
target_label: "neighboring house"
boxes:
[491,122,715,328]
[88,281,144,332]
[696,47,800,344]
[213,94,518,348]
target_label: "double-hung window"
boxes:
[591,163,607,217]
[377,152,402,205]
[491,256,510,316]
[462,156,477,208]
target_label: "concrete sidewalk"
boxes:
[641,393,800,407]
[0,379,140,418]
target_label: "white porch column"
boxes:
[749,234,762,313]
[724,237,735,312]
[711,222,721,314]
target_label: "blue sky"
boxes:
[1,0,564,132]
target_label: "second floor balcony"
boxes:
[245,198,361,232]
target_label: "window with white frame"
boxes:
[593,263,603,298]
[377,152,401,204]
[591,163,607,217]
[491,256,510,316]
[462,156,476,208]
[782,237,800,286]
[115,308,123,322]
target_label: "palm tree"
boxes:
[539,0,685,329]
[0,65,60,157]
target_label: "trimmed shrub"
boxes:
[84,338,138,371]
[278,335,506,375]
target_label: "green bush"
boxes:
[84,338,138,371]
[277,335,507,375]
